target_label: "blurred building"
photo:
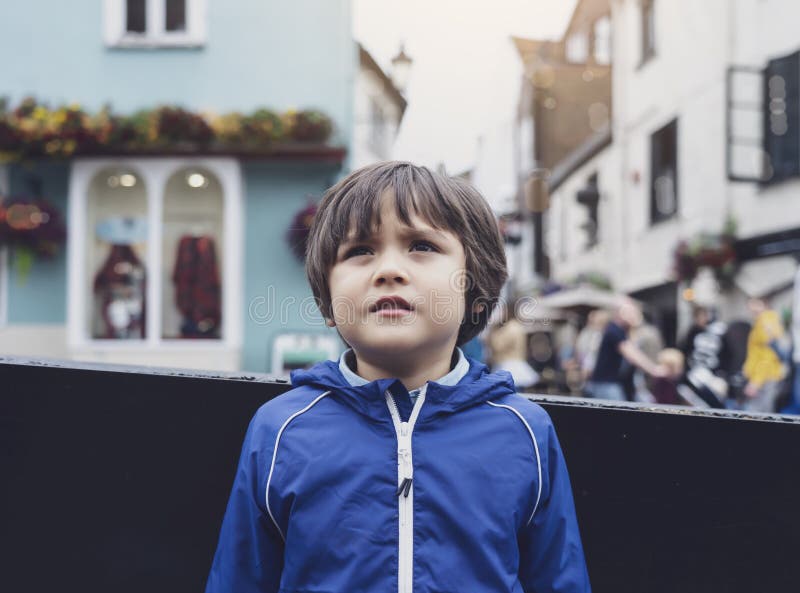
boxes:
[515,0,800,342]
[0,0,355,373]
[511,0,612,291]
[468,121,522,303]
[352,43,407,168]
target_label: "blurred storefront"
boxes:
[0,0,354,373]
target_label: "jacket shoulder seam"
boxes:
[486,400,543,525]
[265,389,332,541]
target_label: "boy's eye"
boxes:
[411,240,438,253]
[343,245,372,258]
[341,240,438,259]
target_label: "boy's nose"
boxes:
[373,254,409,285]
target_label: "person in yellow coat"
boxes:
[743,297,786,413]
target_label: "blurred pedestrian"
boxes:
[742,297,786,413]
[584,298,666,401]
[461,334,485,364]
[681,311,730,409]
[488,302,539,391]
[651,348,685,405]
[575,309,610,381]
[625,313,664,401]
[791,263,800,412]
[680,305,710,362]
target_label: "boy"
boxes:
[205,162,591,592]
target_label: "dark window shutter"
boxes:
[764,50,800,183]
[166,0,187,32]
[126,0,146,33]
[650,119,678,224]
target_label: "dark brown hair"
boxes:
[305,161,508,346]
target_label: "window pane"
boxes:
[642,0,656,59]
[593,17,611,65]
[764,50,800,183]
[126,0,146,33]
[566,32,588,64]
[650,120,678,223]
[87,169,148,340]
[369,98,387,157]
[166,0,187,32]
[162,168,224,340]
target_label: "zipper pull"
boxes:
[396,477,409,497]
[396,477,413,498]
[400,421,409,437]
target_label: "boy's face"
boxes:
[326,192,470,369]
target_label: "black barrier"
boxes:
[1,357,799,593]
[541,397,800,593]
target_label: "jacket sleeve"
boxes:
[518,413,591,593]
[205,412,285,593]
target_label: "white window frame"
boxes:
[67,157,243,353]
[103,0,207,48]
[0,165,8,328]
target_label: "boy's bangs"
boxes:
[332,166,458,247]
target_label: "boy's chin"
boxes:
[348,334,427,358]
[357,334,424,352]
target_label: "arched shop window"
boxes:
[162,167,224,340]
[86,167,149,340]
[68,158,242,352]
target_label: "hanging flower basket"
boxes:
[672,229,738,290]
[0,195,67,282]
[286,202,318,262]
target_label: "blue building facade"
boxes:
[0,0,353,373]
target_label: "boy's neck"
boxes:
[348,347,458,392]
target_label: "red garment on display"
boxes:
[172,235,222,338]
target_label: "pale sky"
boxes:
[353,0,577,173]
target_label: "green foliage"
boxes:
[0,96,335,161]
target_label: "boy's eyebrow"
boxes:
[339,226,449,247]
[400,227,449,242]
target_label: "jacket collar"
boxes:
[338,347,470,390]
[290,354,517,422]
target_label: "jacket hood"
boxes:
[290,355,517,421]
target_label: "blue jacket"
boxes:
[205,356,591,593]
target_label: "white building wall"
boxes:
[471,119,533,293]
[547,147,620,286]
[352,67,403,169]
[552,0,800,304]
[611,0,732,293]
[727,0,800,238]
[473,121,517,215]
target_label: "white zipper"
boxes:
[385,384,427,593]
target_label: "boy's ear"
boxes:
[472,303,486,314]
[325,317,336,327]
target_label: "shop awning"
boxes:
[535,285,636,311]
[734,255,798,298]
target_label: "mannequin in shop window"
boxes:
[93,216,148,340]
[93,244,147,339]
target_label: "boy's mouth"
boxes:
[370,296,413,312]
